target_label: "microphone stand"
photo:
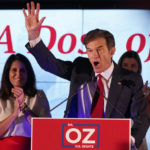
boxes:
[50,83,87,112]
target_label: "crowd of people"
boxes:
[0,1,149,150]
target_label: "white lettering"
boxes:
[82,128,95,144]
[65,128,81,144]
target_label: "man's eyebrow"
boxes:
[97,46,103,49]
[86,45,103,50]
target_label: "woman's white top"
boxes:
[0,90,51,138]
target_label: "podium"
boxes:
[31,118,131,150]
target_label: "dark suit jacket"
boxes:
[26,40,150,148]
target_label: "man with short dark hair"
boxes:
[23,2,149,148]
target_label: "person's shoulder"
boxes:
[114,63,142,82]
[122,68,140,78]
[31,90,46,99]
[74,56,89,62]
[114,63,138,77]
[73,57,92,71]
[73,56,91,66]
[120,67,137,76]
[36,90,45,95]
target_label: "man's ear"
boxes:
[110,47,116,56]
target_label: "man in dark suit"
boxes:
[23,2,149,148]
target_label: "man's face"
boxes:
[86,37,115,73]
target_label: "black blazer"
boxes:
[26,40,150,148]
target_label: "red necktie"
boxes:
[91,74,104,118]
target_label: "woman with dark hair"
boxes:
[118,50,150,150]
[118,50,142,74]
[118,50,150,98]
[0,53,51,150]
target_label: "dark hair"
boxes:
[83,29,115,50]
[0,53,37,100]
[118,51,142,74]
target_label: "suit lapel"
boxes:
[105,64,123,118]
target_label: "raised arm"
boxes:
[23,1,74,80]
[22,1,45,40]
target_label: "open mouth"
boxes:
[94,61,99,66]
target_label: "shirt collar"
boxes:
[95,62,114,80]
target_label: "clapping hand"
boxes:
[12,87,25,110]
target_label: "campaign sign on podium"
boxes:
[32,118,131,150]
